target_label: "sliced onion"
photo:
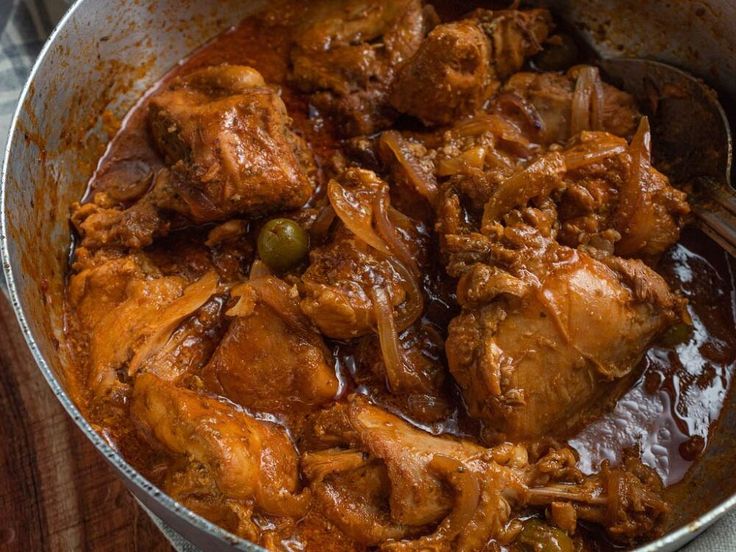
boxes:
[492,92,544,137]
[571,66,603,136]
[310,204,337,243]
[371,285,405,393]
[591,69,605,131]
[563,144,627,170]
[389,257,424,331]
[630,115,652,166]
[128,271,219,376]
[327,179,390,255]
[452,114,533,157]
[481,153,565,231]
[225,282,258,317]
[612,116,653,256]
[380,130,438,203]
[249,258,272,279]
[374,195,420,277]
[427,455,482,541]
[437,146,487,177]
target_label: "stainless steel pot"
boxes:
[2,1,735,550]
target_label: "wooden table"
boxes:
[0,295,172,551]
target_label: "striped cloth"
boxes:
[1,1,735,551]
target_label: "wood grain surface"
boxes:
[0,294,172,552]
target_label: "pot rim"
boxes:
[0,1,262,550]
[1,1,735,551]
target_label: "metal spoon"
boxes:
[598,58,736,256]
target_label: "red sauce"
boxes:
[64,3,736,549]
[571,228,736,486]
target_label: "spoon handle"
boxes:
[692,178,736,257]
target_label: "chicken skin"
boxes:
[390,9,552,126]
[447,228,684,441]
[131,373,309,518]
[68,253,220,397]
[302,398,667,550]
[203,276,339,414]
[72,64,315,250]
[290,0,435,136]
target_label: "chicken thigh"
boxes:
[203,276,339,414]
[290,0,435,135]
[390,8,552,125]
[447,230,685,441]
[72,64,316,250]
[131,373,309,518]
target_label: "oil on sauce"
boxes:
[73,0,736,531]
[570,228,736,486]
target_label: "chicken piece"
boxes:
[301,228,405,339]
[71,65,315,251]
[149,64,316,219]
[68,253,220,396]
[203,276,339,414]
[131,373,309,518]
[302,449,419,545]
[300,169,424,339]
[557,126,689,259]
[446,222,685,442]
[302,398,667,550]
[290,0,435,136]
[163,461,261,541]
[435,122,688,262]
[354,323,452,424]
[70,193,163,250]
[390,9,552,126]
[501,66,641,145]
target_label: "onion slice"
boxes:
[380,130,438,203]
[389,257,423,331]
[571,66,604,136]
[424,455,482,542]
[374,195,420,277]
[327,179,390,255]
[563,144,627,170]
[371,285,405,393]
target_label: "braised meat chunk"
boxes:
[148,64,316,220]
[290,0,436,135]
[558,125,690,258]
[300,168,424,340]
[447,228,684,441]
[131,374,309,520]
[203,276,339,414]
[72,64,315,251]
[390,8,552,125]
[68,252,221,397]
[302,398,667,550]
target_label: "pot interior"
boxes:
[2,0,735,550]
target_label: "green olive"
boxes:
[257,218,310,272]
[517,519,574,552]
[532,34,579,72]
[659,322,692,348]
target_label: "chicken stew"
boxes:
[63,1,736,550]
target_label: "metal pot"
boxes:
[2,0,735,550]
